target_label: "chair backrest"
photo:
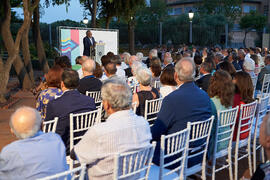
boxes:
[254,96,269,136]
[159,127,190,179]
[132,102,137,113]
[144,98,163,125]
[185,116,214,174]
[261,74,270,94]
[113,142,156,180]
[42,117,58,133]
[70,109,102,151]
[251,76,258,90]
[154,80,161,89]
[236,101,258,145]
[37,164,86,180]
[86,91,102,107]
[213,107,239,157]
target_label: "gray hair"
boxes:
[215,53,224,62]
[101,79,132,110]
[175,58,195,82]
[122,52,131,64]
[131,61,143,76]
[82,58,96,73]
[149,49,158,57]
[10,106,42,139]
[164,56,173,64]
[136,67,152,86]
[136,52,144,62]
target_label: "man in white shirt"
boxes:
[72,78,152,179]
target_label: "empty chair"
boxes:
[149,127,190,180]
[113,142,156,180]
[233,100,258,180]
[252,96,269,172]
[144,98,163,126]
[209,107,239,180]
[69,108,102,169]
[154,80,161,89]
[37,164,86,180]
[86,91,102,108]
[42,117,58,133]
[183,116,214,180]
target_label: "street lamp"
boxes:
[188,10,194,44]
[82,17,89,27]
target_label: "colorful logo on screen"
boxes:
[61,38,78,53]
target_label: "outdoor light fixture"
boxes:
[188,10,194,44]
[188,11,194,21]
[82,17,89,25]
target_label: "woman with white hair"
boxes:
[132,67,159,117]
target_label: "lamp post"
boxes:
[188,11,194,44]
[82,17,89,27]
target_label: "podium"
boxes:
[95,43,105,65]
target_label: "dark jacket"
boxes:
[83,36,96,56]
[195,74,211,92]
[78,75,102,95]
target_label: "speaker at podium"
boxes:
[95,42,105,65]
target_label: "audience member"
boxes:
[78,58,102,95]
[93,62,103,79]
[145,49,158,68]
[195,61,212,92]
[219,61,237,77]
[102,62,118,81]
[150,57,162,87]
[136,52,144,62]
[133,67,159,117]
[54,56,72,69]
[125,55,138,78]
[36,66,63,120]
[243,56,256,78]
[232,71,254,141]
[228,52,241,70]
[160,66,177,97]
[72,56,86,79]
[256,55,270,91]
[72,78,152,179]
[214,53,224,69]
[238,49,246,70]
[151,57,212,167]
[163,55,174,70]
[204,56,216,75]
[100,55,111,67]
[0,107,68,179]
[45,69,96,154]
[111,55,126,78]
[121,52,130,69]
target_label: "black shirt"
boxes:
[78,75,102,95]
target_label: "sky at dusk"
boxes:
[15,0,86,23]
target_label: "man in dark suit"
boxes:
[163,56,174,70]
[151,57,212,167]
[256,55,270,91]
[78,58,102,95]
[195,61,212,92]
[83,30,96,57]
[45,69,96,154]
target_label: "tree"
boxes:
[240,11,267,47]
[80,0,99,28]
[99,0,117,29]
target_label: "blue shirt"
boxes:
[0,131,68,180]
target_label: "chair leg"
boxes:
[211,159,216,180]
[234,146,239,180]
[248,144,253,177]
[261,147,265,163]
[253,139,257,173]
[228,150,233,180]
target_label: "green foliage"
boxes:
[240,11,267,32]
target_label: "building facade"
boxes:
[165,0,270,48]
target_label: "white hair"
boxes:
[175,58,195,82]
[149,49,158,57]
[136,52,144,62]
[136,67,152,86]
[82,58,96,73]
[10,106,42,139]
[164,56,173,64]
[131,61,143,76]
[122,52,131,64]
[101,78,132,110]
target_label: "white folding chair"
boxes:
[86,91,102,108]
[69,108,102,169]
[42,117,58,133]
[149,127,190,180]
[144,98,163,126]
[209,107,239,180]
[251,76,258,98]
[113,142,156,180]
[37,164,86,180]
[252,96,269,172]
[132,102,137,113]
[233,100,257,180]
[259,74,270,96]
[183,116,214,180]
[154,80,161,89]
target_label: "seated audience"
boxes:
[194,55,203,78]
[151,57,212,167]
[125,55,138,78]
[195,61,212,92]
[111,55,126,78]
[102,62,118,81]
[238,49,246,70]
[215,53,224,69]
[72,78,152,179]
[72,56,86,79]
[36,66,63,120]
[256,55,270,91]
[219,61,237,77]
[232,71,254,141]
[121,52,130,70]
[78,58,102,95]
[93,62,103,79]
[243,56,256,78]
[160,67,177,97]
[163,55,174,70]
[207,70,235,156]
[150,57,162,87]
[145,49,158,68]
[45,69,96,154]
[136,52,144,62]
[55,55,72,69]
[204,55,216,75]
[133,67,159,116]
[228,52,241,70]
[0,107,68,179]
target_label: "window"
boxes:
[174,8,182,15]
[243,5,256,13]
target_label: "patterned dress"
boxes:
[36,88,62,120]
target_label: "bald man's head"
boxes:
[10,106,42,139]
[82,58,96,74]
[175,58,195,82]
